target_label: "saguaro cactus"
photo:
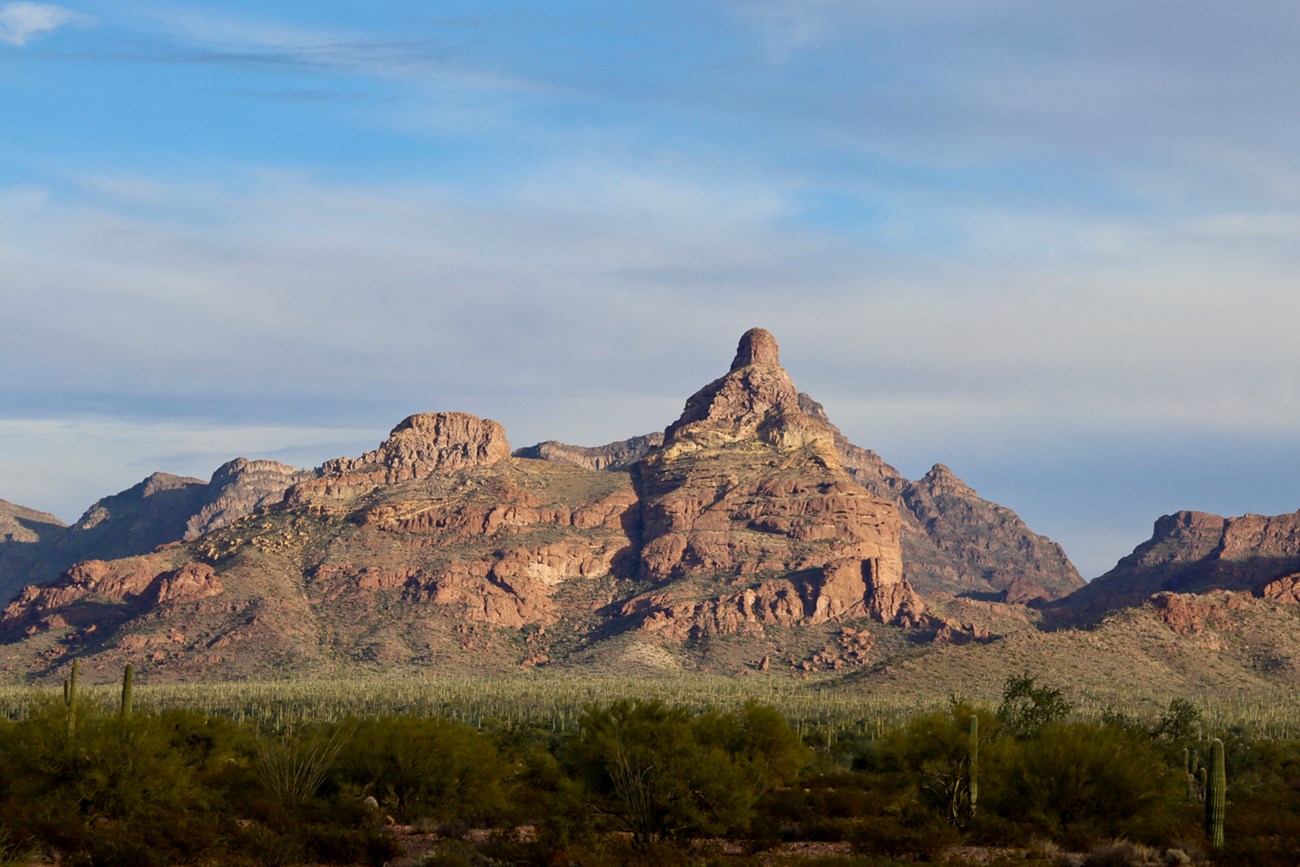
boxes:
[120,664,134,721]
[967,714,979,820]
[63,659,79,737]
[1205,738,1225,847]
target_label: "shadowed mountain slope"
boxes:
[1065,509,1300,616]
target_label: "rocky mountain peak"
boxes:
[1065,507,1300,616]
[730,326,781,371]
[664,328,832,452]
[284,412,512,510]
[920,464,974,496]
[380,412,510,472]
[325,412,510,480]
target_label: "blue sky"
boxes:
[3,1,1300,580]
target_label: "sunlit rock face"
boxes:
[628,328,923,637]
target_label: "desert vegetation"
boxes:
[0,669,1296,865]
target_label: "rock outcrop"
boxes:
[627,328,922,635]
[797,395,1081,601]
[285,412,511,510]
[2,554,221,632]
[1067,509,1300,615]
[513,433,663,470]
[185,458,317,540]
[0,327,1086,681]
[1259,572,1300,605]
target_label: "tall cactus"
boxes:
[967,714,979,820]
[120,664,134,721]
[1205,738,1225,847]
[63,659,79,738]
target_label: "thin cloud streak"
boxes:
[0,2,89,45]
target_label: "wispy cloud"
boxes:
[97,4,519,89]
[0,1,90,45]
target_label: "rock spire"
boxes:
[730,327,781,370]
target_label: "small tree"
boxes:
[997,721,1181,847]
[882,701,998,827]
[997,672,1072,739]
[565,700,807,848]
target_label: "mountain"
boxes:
[0,501,69,605]
[619,327,924,639]
[0,461,316,602]
[519,363,1082,605]
[1065,509,1300,616]
[0,328,1086,684]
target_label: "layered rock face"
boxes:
[513,433,663,471]
[1069,509,1300,614]
[0,328,1088,680]
[185,459,317,540]
[0,459,318,603]
[625,328,922,638]
[796,395,1081,602]
[285,412,512,510]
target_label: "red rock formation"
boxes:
[0,331,1015,680]
[630,328,921,633]
[286,412,511,509]
[1,555,217,628]
[514,433,664,470]
[145,562,224,606]
[1259,573,1300,604]
[1069,509,1300,615]
[1150,590,1252,636]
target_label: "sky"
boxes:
[3,1,1299,580]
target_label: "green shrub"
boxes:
[996,673,1072,740]
[875,701,1001,827]
[334,715,513,825]
[848,814,958,860]
[0,697,221,866]
[994,721,1185,849]
[562,699,809,848]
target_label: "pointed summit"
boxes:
[635,327,921,630]
[730,327,781,371]
[664,327,820,450]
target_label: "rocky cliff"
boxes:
[513,434,663,470]
[622,328,923,640]
[799,394,1082,602]
[1067,509,1300,615]
[520,359,1082,603]
[0,328,1103,682]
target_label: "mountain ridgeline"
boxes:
[1,328,1298,694]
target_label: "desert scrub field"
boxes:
[1,669,1298,866]
[1,670,1299,738]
